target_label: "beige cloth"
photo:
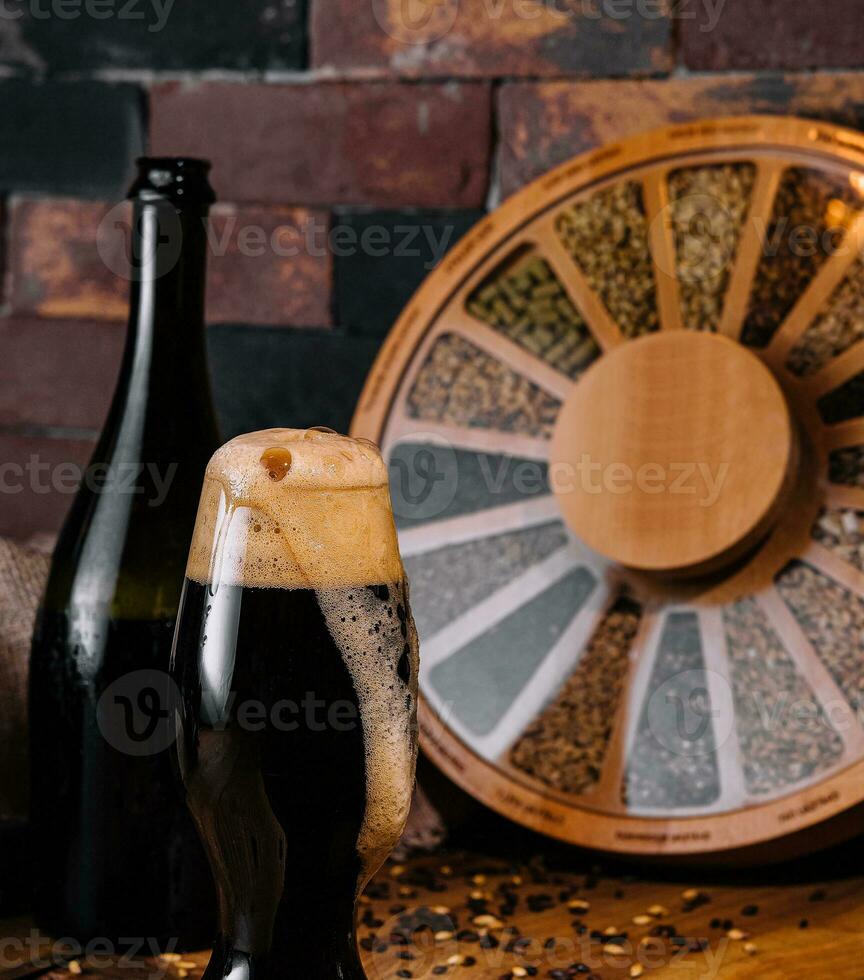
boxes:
[0,537,49,821]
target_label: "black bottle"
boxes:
[29,158,220,949]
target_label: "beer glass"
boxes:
[170,428,419,979]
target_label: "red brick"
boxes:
[681,0,864,71]
[497,73,864,197]
[0,316,124,431]
[207,205,332,327]
[149,81,492,208]
[8,197,334,327]
[311,0,670,78]
[0,435,95,540]
[8,197,129,321]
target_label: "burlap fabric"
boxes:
[0,537,49,822]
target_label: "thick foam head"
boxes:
[187,428,405,589]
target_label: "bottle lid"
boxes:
[127,157,217,206]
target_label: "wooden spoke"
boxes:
[698,607,748,813]
[806,338,864,400]
[765,213,864,371]
[643,169,684,332]
[717,160,783,340]
[591,610,656,812]
[823,483,864,511]
[803,540,864,600]
[419,547,582,676]
[477,578,614,764]
[445,310,575,402]
[386,418,551,462]
[397,495,561,558]
[531,216,627,352]
[823,419,864,452]
[757,588,864,760]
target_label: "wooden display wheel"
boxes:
[351,116,864,859]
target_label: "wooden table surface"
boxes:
[3,846,864,980]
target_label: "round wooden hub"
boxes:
[550,331,794,573]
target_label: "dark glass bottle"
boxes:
[29,158,220,949]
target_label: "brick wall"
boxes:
[1,0,863,538]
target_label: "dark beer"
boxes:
[171,428,419,979]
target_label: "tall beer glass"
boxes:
[170,428,419,979]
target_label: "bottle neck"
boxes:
[105,198,217,460]
[126,198,209,385]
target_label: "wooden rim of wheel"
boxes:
[352,116,864,857]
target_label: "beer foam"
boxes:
[186,428,404,589]
[317,582,419,885]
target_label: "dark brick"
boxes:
[681,0,864,71]
[0,0,306,72]
[0,434,95,539]
[9,197,333,328]
[497,73,864,197]
[150,82,493,208]
[333,208,483,337]
[0,316,124,431]
[0,81,142,198]
[312,0,671,77]
[207,324,384,438]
